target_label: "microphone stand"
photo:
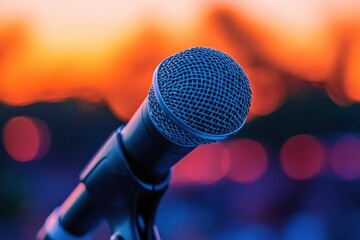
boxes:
[37,128,171,240]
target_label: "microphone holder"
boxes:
[38,129,171,240]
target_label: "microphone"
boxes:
[37,47,252,240]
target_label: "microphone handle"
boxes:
[37,129,171,240]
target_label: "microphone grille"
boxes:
[148,47,251,147]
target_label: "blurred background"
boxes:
[1,0,360,239]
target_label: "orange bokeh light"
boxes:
[344,39,360,102]
[247,68,286,116]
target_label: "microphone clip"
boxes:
[38,129,171,240]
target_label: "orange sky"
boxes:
[0,0,359,120]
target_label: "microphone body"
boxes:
[38,100,188,240]
[37,47,252,240]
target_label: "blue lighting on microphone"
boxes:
[148,47,252,147]
[37,46,253,240]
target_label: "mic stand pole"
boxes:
[37,128,171,240]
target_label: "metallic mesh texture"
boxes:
[147,47,252,147]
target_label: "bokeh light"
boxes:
[0,1,360,239]
[171,142,229,185]
[330,135,360,180]
[225,139,268,183]
[280,135,326,180]
[248,68,286,117]
[2,116,51,162]
[344,38,360,102]
[283,212,327,240]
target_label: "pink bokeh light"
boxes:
[171,142,229,186]
[3,116,51,162]
[225,139,268,183]
[280,134,326,180]
[330,135,360,180]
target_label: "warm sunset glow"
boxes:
[0,0,359,120]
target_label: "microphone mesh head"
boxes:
[147,47,251,147]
